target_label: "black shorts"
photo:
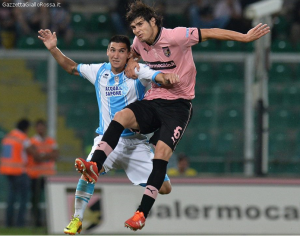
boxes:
[126,99,193,151]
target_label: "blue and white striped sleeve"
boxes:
[136,63,162,87]
[77,63,103,85]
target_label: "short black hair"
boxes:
[126,0,163,27]
[177,153,188,162]
[109,35,131,52]
[16,119,30,132]
[35,119,46,127]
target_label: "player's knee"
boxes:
[113,109,137,128]
[159,182,172,195]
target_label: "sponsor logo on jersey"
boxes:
[105,85,123,97]
[145,60,176,70]
[162,46,171,57]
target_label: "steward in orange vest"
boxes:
[26,119,59,227]
[0,119,38,227]
[27,120,59,179]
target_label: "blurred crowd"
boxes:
[1,0,300,49]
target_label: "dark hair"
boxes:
[126,1,163,27]
[35,119,46,127]
[109,35,131,52]
[177,153,188,162]
[16,119,30,132]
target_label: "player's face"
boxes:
[130,17,157,44]
[107,42,130,73]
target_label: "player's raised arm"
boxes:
[201,23,270,43]
[38,29,79,76]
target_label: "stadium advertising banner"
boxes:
[46,177,300,234]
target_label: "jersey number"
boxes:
[171,126,182,145]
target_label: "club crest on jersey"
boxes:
[114,76,119,84]
[162,46,171,57]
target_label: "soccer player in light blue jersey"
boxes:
[38,29,179,235]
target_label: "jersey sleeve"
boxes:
[170,27,201,47]
[77,63,104,85]
[136,63,162,87]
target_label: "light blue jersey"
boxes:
[77,63,161,137]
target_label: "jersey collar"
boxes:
[147,27,162,46]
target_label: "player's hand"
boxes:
[162,73,180,86]
[125,58,139,79]
[244,23,270,42]
[38,29,57,50]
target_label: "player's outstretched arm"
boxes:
[38,29,79,76]
[201,23,270,43]
[155,73,180,86]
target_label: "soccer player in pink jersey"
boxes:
[76,1,270,231]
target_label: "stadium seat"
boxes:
[218,91,244,106]
[215,131,243,156]
[189,131,212,155]
[230,161,243,173]
[194,91,214,106]
[269,63,293,82]
[69,37,91,50]
[193,40,217,52]
[192,108,215,128]
[203,162,226,173]
[269,109,290,128]
[283,87,300,105]
[195,62,214,85]
[88,13,112,34]
[271,39,294,53]
[94,37,110,50]
[295,64,300,81]
[17,36,43,49]
[269,130,292,159]
[217,62,241,81]
[273,15,290,39]
[244,41,254,52]
[219,108,243,129]
[220,40,241,52]
[71,13,87,32]
[56,37,67,50]
[268,86,285,106]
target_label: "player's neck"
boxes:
[111,67,125,75]
[146,26,159,45]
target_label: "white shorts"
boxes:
[87,135,154,185]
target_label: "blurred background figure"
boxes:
[188,0,229,29]
[49,0,73,44]
[167,153,197,177]
[213,0,248,33]
[14,0,49,36]
[110,0,133,35]
[0,119,32,227]
[0,0,17,49]
[27,119,59,227]
[290,0,300,46]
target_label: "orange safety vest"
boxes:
[27,135,57,179]
[0,129,29,175]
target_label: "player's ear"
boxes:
[150,17,156,26]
